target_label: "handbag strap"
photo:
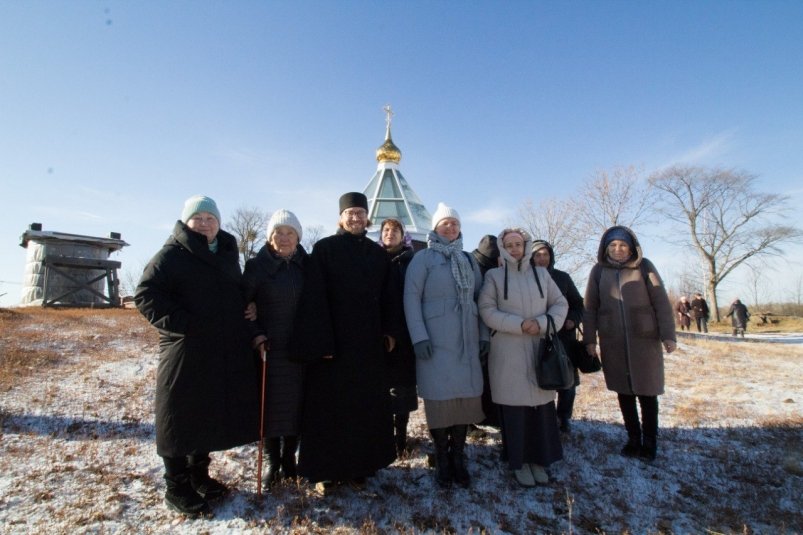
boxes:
[545,314,557,337]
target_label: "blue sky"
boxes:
[2,1,802,307]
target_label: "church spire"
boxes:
[376,104,402,163]
[363,106,431,246]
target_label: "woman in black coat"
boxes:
[378,218,418,456]
[242,209,307,489]
[135,195,260,516]
[726,298,750,337]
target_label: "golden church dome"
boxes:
[376,105,402,163]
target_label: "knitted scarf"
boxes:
[427,231,474,305]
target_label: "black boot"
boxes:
[187,454,228,500]
[280,436,298,480]
[393,413,409,456]
[449,425,471,488]
[639,396,659,462]
[263,438,282,489]
[618,394,642,457]
[163,457,209,516]
[430,428,452,488]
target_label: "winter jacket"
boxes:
[135,222,259,457]
[531,240,584,385]
[479,230,568,407]
[675,300,692,328]
[290,229,400,482]
[582,226,676,396]
[385,245,417,391]
[690,297,709,320]
[404,231,487,401]
[242,243,307,437]
[726,301,750,329]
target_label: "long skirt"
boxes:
[500,402,563,470]
[423,396,484,429]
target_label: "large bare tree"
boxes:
[649,166,801,320]
[572,164,655,236]
[516,165,654,282]
[225,206,270,267]
[517,197,590,278]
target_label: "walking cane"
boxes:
[256,344,267,498]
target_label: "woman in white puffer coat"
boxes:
[478,228,568,487]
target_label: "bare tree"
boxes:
[516,197,591,278]
[302,225,327,252]
[572,164,655,236]
[120,263,147,297]
[649,166,802,320]
[225,206,270,267]
[745,262,769,311]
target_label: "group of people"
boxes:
[135,192,677,515]
[675,292,710,332]
[675,293,751,337]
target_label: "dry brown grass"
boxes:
[708,314,803,334]
[1,307,801,534]
[0,307,156,392]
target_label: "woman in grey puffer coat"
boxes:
[404,203,488,489]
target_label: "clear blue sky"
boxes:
[2,1,802,307]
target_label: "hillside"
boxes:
[1,308,801,534]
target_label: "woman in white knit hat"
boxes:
[242,209,308,490]
[135,195,261,516]
[403,202,489,488]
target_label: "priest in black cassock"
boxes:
[291,192,401,492]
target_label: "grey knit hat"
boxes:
[267,209,303,241]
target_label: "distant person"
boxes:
[472,234,501,428]
[583,226,676,462]
[479,229,568,487]
[531,240,584,434]
[241,209,308,489]
[690,292,710,333]
[675,296,692,331]
[404,203,488,488]
[135,195,260,516]
[291,192,400,493]
[377,217,418,456]
[726,298,750,337]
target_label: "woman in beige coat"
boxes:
[583,226,676,462]
[479,228,568,487]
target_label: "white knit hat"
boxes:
[431,202,461,229]
[267,209,303,241]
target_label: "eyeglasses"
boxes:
[343,209,367,218]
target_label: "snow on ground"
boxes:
[1,310,801,534]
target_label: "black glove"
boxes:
[414,340,433,360]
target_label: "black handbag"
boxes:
[567,327,602,374]
[535,315,575,390]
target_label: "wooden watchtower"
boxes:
[19,223,129,308]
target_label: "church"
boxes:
[363,106,431,250]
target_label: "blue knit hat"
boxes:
[604,227,634,249]
[181,195,221,224]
